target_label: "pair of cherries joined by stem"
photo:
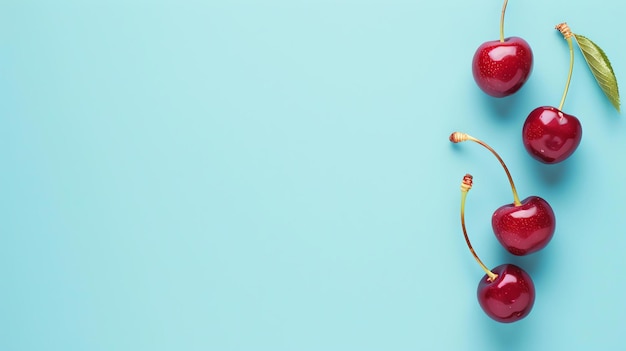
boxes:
[451,132,556,323]
[473,0,619,164]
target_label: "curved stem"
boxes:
[500,0,509,42]
[558,37,574,110]
[460,174,498,281]
[450,132,522,206]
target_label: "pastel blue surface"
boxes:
[2,1,625,350]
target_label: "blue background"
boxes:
[2,1,625,350]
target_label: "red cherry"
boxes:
[477,264,535,323]
[522,24,588,164]
[472,37,533,97]
[450,132,557,256]
[522,106,582,164]
[492,196,556,256]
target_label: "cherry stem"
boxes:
[499,0,508,42]
[449,132,522,206]
[556,23,574,111]
[460,174,498,281]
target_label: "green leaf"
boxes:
[573,34,621,112]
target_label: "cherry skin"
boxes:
[492,196,556,256]
[522,106,583,164]
[472,37,533,97]
[477,263,535,323]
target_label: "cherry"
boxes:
[492,196,556,255]
[450,132,556,255]
[472,0,533,97]
[522,23,582,164]
[523,106,582,163]
[460,174,535,323]
[477,263,535,323]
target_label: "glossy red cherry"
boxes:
[522,106,582,164]
[459,175,535,323]
[472,37,533,97]
[477,263,535,323]
[450,132,557,256]
[492,195,556,255]
[523,23,588,164]
[472,0,533,97]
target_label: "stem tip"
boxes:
[449,132,469,143]
[461,174,473,192]
[556,23,573,39]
